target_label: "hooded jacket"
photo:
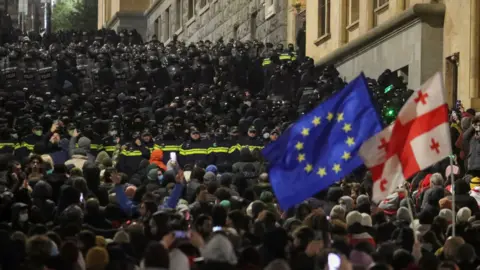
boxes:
[9,202,31,233]
[68,136,95,165]
[149,149,167,172]
[454,179,479,214]
[30,180,56,224]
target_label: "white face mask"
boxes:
[19,213,28,222]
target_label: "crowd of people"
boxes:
[0,25,479,270]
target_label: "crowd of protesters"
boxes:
[0,24,479,270]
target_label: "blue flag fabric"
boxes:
[262,74,383,210]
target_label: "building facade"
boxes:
[143,0,289,44]
[1,0,44,33]
[305,0,480,108]
[98,0,150,39]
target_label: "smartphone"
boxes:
[174,230,188,239]
[212,226,222,232]
[328,253,341,270]
[170,152,177,162]
[183,171,191,182]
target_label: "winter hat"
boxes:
[260,191,274,203]
[346,211,363,227]
[246,200,266,218]
[202,233,238,265]
[78,137,91,151]
[361,213,372,227]
[356,194,370,206]
[95,236,106,247]
[439,197,452,209]
[471,177,480,190]
[220,200,231,209]
[396,207,411,223]
[330,205,346,221]
[438,208,453,224]
[457,207,472,223]
[147,168,159,182]
[206,165,218,174]
[203,171,216,183]
[339,196,354,212]
[125,186,136,198]
[113,230,130,244]
[85,247,109,269]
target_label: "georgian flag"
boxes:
[359,72,451,203]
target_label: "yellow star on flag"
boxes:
[337,113,344,122]
[332,163,342,174]
[297,153,305,162]
[304,163,313,173]
[301,128,310,137]
[342,123,352,133]
[312,116,321,126]
[317,167,327,177]
[342,151,351,161]
[346,137,355,147]
[295,142,304,151]
[327,112,334,121]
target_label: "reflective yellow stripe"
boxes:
[279,54,291,60]
[75,143,103,150]
[208,147,229,154]
[156,145,181,151]
[104,146,116,152]
[120,150,143,156]
[179,148,209,155]
[19,142,34,150]
[248,146,264,151]
[0,143,15,147]
[14,143,22,149]
[262,59,272,66]
[229,144,240,153]
[91,144,104,150]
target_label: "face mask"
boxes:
[34,130,43,136]
[109,130,118,136]
[475,125,480,132]
[68,130,75,137]
[19,213,28,222]
[11,133,18,139]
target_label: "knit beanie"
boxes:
[396,207,411,223]
[113,230,130,244]
[206,165,218,174]
[457,207,472,223]
[95,236,107,247]
[85,247,109,270]
[346,211,363,227]
[330,205,346,221]
[78,137,91,151]
[356,194,370,206]
[360,213,372,227]
[438,208,453,224]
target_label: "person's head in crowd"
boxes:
[142,241,169,269]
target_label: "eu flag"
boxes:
[262,74,383,210]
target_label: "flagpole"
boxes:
[450,156,456,237]
[403,187,417,242]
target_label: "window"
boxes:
[233,24,239,40]
[200,0,207,8]
[188,0,194,19]
[374,0,389,9]
[318,0,330,37]
[250,12,257,39]
[154,18,160,39]
[347,0,359,25]
[165,7,170,41]
[265,0,276,19]
[176,0,182,30]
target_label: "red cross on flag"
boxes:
[359,72,451,203]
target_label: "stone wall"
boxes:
[145,0,289,45]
